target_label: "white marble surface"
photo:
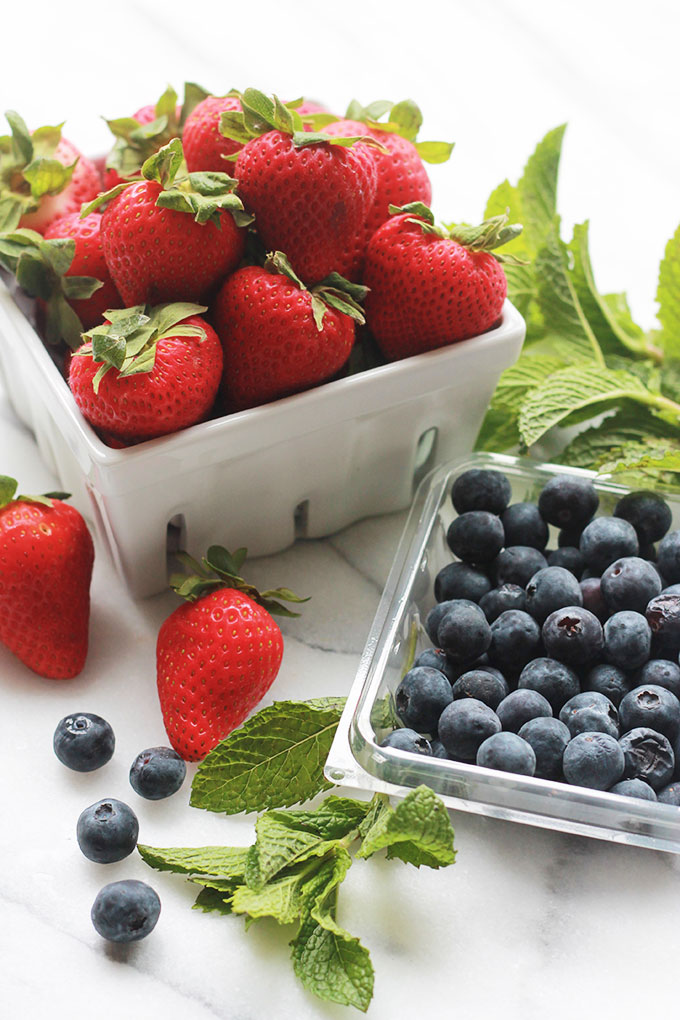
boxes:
[3,2,680,1017]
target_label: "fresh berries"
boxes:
[562,732,624,790]
[53,713,115,772]
[476,731,536,776]
[43,212,121,329]
[183,94,243,172]
[77,799,139,863]
[537,474,598,529]
[451,468,512,516]
[395,666,452,733]
[129,746,187,800]
[91,880,161,943]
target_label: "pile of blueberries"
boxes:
[53,712,187,943]
[382,467,680,803]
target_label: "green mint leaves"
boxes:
[0,110,74,231]
[139,785,455,1012]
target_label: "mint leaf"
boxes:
[192,886,234,915]
[656,222,680,358]
[245,814,334,889]
[265,797,371,842]
[190,698,346,814]
[357,788,456,868]
[137,843,249,879]
[232,860,322,924]
[492,354,566,412]
[561,408,679,470]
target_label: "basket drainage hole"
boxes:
[294,500,309,539]
[413,427,439,491]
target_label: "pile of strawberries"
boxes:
[0,85,522,447]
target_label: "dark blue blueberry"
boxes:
[525,566,583,625]
[584,663,632,707]
[657,781,680,805]
[436,601,491,664]
[638,659,680,699]
[446,653,491,682]
[609,778,657,801]
[434,562,492,604]
[424,599,473,645]
[496,689,553,733]
[560,691,619,728]
[518,717,571,780]
[580,517,639,574]
[91,880,161,943]
[619,685,680,741]
[380,729,433,755]
[395,666,453,733]
[517,657,580,713]
[451,468,511,516]
[492,546,548,588]
[646,593,680,659]
[446,511,505,565]
[658,531,680,584]
[538,474,599,529]
[488,610,542,672]
[542,606,604,667]
[129,747,187,801]
[603,611,651,670]
[76,799,139,864]
[547,547,584,577]
[640,543,659,563]
[479,584,526,623]
[413,648,458,685]
[437,699,501,760]
[501,502,549,551]
[476,732,536,775]
[559,524,590,548]
[53,713,115,773]
[431,739,450,759]
[579,577,608,623]
[600,557,661,615]
[614,490,672,545]
[567,706,619,739]
[562,732,625,790]
[618,727,674,789]
[452,669,509,710]
[662,583,680,596]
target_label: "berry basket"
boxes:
[0,277,524,597]
[325,452,680,853]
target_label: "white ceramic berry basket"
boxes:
[0,276,524,597]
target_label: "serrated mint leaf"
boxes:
[291,909,374,1012]
[192,886,235,914]
[601,447,680,477]
[246,814,331,890]
[357,787,456,868]
[656,222,680,358]
[232,862,316,924]
[137,843,249,879]
[492,354,566,412]
[561,411,680,470]
[190,698,346,814]
[474,404,522,453]
[266,796,370,842]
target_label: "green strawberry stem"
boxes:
[170,545,309,618]
[264,251,367,330]
[0,474,69,509]
[388,202,527,265]
[0,111,76,232]
[344,98,454,163]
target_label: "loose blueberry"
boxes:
[567,705,619,739]
[525,566,583,625]
[657,781,680,805]
[518,717,571,780]
[542,606,604,666]
[451,468,511,516]
[413,648,458,685]
[452,669,509,710]
[646,593,680,659]
[446,511,505,565]
[538,474,599,529]
[76,799,139,864]
[579,577,608,623]
[619,684,680,741]
[603,611,651,670]
[501,502,549,551]
[380,729,433,755]
[639,659,680,698]
[562,732,625,790]
[496,689,553,733]
[657,530,680,584]
[434,562,492,604]
[53,713,115,773]
[560,691,619,729]
[609,778,658,801]
[492,546,548,588]
[395,667,453,733]
[614,490,672,545]
[580,517,639,574]
[517,657,580,713]
[129,747,187,801]
[479,584,526,623]
[476,732,536,776]
[436,600,491,664]
[91,880,161,943]
[488,610,542,672]
[618,727,674,789]
[437,699,501,760]
[546,547,585,577]
[600,556,662,616]
[584,663,632,707]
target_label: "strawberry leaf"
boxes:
[0,475,18,508]
[142,137,184,188]
[5,110,33,163]
[179,81,212,127]
[23,157,76,199]
[414,139,455,164]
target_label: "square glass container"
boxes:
[325,452,680,853]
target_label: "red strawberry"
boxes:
[183,94,243,172]
[0,476,94,679]
[43,212,121,328]
[363,204,522,361]
[156,546,307,760]
[69,304,223,442]
[213,252,365,410]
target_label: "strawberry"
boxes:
[69,303,223,442]
[220,89,380,283]
[156,546,307,760]
[43,212,121,328]
[183,94,243,172]
[84,138,250,306]
[213,252,366,410]
[363,203,523,361]
[0,476,94,679]
[0,111,100,234]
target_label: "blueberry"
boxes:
[646,593,680,658]
[618,727,674,789]
[451,468,511,516]
[619,685,680,741]
[525,566,583,625]
[584,663,632,707]
[395,666,453,733]
[91,880,161,943]
[493,546,548,588]
[600,557,662,615]
[452,669,509,710]
[639,659,680,698]
[560,691,619,729]
[579,577,608,623]
[658,781,680,805]
[517,657,580,713]
[488,610,542,672]
[567,706,619,739]
[437,699,501,760]
[501,502,549,551]
[538,474,599,529]
[496,689,553,733]
[542,607,604,666]
[518,717,571,780]
[562,732,625,790]
[609,778,658,801]
[476,732,536,776]
[129,747,187,801]
[446,511,505,565]
[424,599,470,645]
[547,547,584,577]
[559,524,590,548]
[53,713,115,773]
[413,648,458,684]
[580,517,639,573]
[614,490,672,544]
[446,653,491,682]
[76,799,139,864]
[479,584,526,623]
[434,562,492,604]
[436,601,491,664]
[380,729,433,755]
[431,739,450,759]
[603,611,651,669]
[657,531,680,584]
[662,583,680,596]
